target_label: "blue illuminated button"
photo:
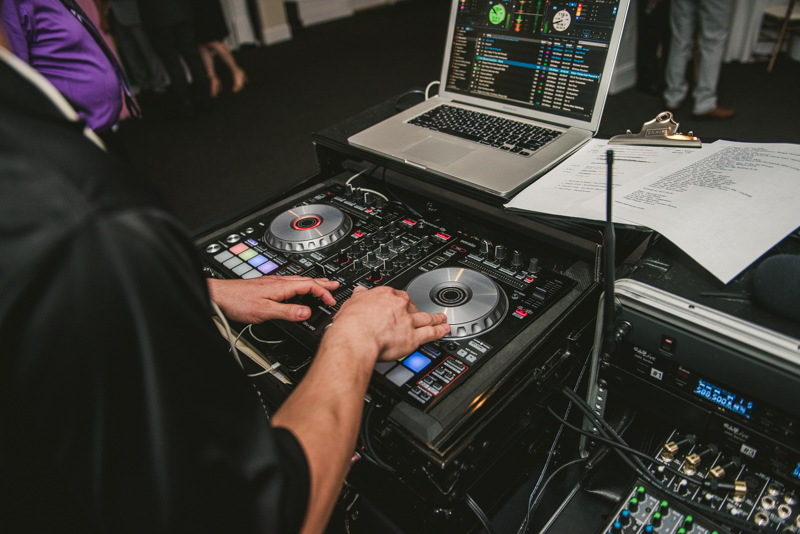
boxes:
[403,351,431,373]
[645,527,653,533]
[248,254,268,267]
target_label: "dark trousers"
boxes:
[147,20,210,109]
[637,0,671,94]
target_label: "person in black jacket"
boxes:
[135,0,211,117]
[0,19,450,534]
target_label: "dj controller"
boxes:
[196,169,600,516]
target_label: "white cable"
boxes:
[247,324,283,344]
[425,80,440,100]
[211,300,244,370]
[358,188,389,201]
[345,165,377,185]
[248,362,282,378]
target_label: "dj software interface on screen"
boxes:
[445,0,621,121]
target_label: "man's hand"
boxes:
[325,285,450,363]
[207,276,339,324]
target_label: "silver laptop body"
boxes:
[349,0,631,198]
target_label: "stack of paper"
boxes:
[506,140,800,284]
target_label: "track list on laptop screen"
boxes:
[445,0,621,122]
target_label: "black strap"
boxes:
[58,0,142,120]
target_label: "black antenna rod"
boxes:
[603,150,617,355]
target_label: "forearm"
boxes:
[271,327,378,534]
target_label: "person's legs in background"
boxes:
[663,0,697,110]
[205,40,247,93]
[636,0,671,95]
[692,0,734,116]
[174,20,212,110]
[198,43,221,97]
[148,24,195,118]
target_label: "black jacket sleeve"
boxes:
[1,207,308,534]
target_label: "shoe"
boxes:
[232,69,248,93]
[209,76,221,98]
[692,106,735,120]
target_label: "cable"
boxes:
[358,402,396,473]
[523,458,589,532]
[465,493,495,534]
[394,89,424,111]
[425,80,440,100]
[212,300,244,370]
[380,167,424,218]
[545,406,710,487]
[357,187,389,202]
[247,362,282,378]
[555,387,773,534]
[246,324,284,344]
[517,350,593,534]
[346,165,378,185]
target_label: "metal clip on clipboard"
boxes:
[608,111,702,148]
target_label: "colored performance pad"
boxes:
[214,250,233,263]
[247,254,268,267]
[238,248,258,261]
[232,263,253,276]
[257,260,279,274]
[402,352,431,373]
[229,243,249,255]
[242,270,262,279]
[386,366,415,386]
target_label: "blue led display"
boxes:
[694,379,754,418]
[403,352,431,373]
[794,462,800,480]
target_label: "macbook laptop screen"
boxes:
[444,0,622,122]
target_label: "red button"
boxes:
[353,231,364,238]
[515,308,528,317]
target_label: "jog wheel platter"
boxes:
[406,268,507,339]
[264,204,352,252]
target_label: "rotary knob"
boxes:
[396,250,407,264]
[420,236,430,249]
[345,184,355,200]
[383,257,394,273]
[379,244,390,255]
[376,197,386,209]
[353,258,363,271]
[410,243,420,257]
[494,245,507,262]
[480,239,492,258]
[364,235,375,248]
[388,221,397,234]
[363,191,372,206]
[377,227,387,240]
[528,258,540,274]
[511,250,523,268]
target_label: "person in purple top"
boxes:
[1,0,124,133]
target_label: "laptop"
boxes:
[349,0,631,199]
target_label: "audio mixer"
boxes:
[600,430,800,534]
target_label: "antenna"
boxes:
[603,150,617,356]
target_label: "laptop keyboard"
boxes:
[407,105,562,157]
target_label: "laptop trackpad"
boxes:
[403,137,472,166]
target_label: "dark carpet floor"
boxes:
[115,0,800,232]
